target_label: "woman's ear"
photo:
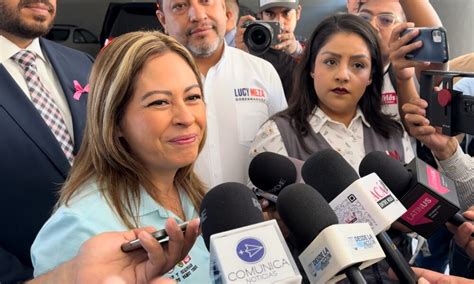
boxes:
[310,72,315,78]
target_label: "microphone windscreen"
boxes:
[359,151,412,197]
[277,183,338,250]
[200,182,264,250]
[301,149,359,202]
[249,152,297,194]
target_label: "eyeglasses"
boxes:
[357,12,400,29]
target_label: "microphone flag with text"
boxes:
[277,183,385,284]
[200,182,302,283]
[302,149,417,284]
[359,151,469,239]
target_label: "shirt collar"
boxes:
[0,36,48,65]
[135,186,196,222]
[309,107,371,133]
[355,108,371,128]
[213,40,229,71]
[200,40,228,81]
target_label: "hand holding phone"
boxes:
[401,27,449,63]
[121,221,189,252]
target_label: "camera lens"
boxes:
[243,23,273,55]
[432,30,442,43]
[251,29,268,46]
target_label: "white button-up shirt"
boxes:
[251,107,415,171]
[194,44,287,189]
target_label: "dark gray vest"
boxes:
[273,115,405,163]
[274,115,410,284]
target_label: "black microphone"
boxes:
[277,183,374,284]
[199,182,302,283]
[248,152,300,202]
[302,149,417,284]
[359,151,471,237]
[200,182,264,250]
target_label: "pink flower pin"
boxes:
[73,80,90,101]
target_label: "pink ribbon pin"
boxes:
[73,80,90,101]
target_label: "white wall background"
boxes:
[430,0,474,58]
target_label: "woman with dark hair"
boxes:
[251,14,415,283]
[250,13,414,170]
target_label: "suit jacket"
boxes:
[0,38,94,283]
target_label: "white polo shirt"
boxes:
[195,45,287,189]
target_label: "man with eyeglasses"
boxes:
[355,0,446,194]
[354,0,443,122]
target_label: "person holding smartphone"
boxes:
[355,0,444,126]
[31,31,210,283]
[29,219,199,284]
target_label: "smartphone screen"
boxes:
[121,221,189,252]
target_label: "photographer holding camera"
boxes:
[235,0,303,100]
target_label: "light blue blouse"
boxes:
[31,181,210,283]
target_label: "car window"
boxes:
[77,29,99,43]
[73,30,86,43]
[45,28,70,41]
[100,3,163,46]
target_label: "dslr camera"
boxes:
[243,20,281,55]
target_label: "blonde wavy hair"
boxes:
[58,31,207,229]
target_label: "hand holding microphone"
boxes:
[446,206,474,259]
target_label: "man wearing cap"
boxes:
[235,0,303,100]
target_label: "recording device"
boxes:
[248,152,303,202]
[200,182,302,283]
[243,20,281,55]
[301,149,417,284]
[277,183,385,284]
[401,27,449,63]
[359,151,469,239]
[121,221,189,252]
[419,70,474,136]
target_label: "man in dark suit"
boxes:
[0,0,93,282]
